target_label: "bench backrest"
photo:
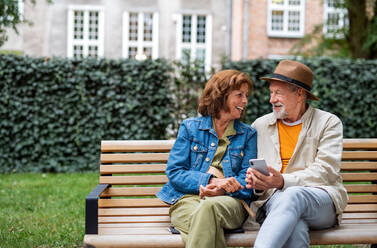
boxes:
[98,139,377,229]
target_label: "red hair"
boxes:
[198,70,253,119]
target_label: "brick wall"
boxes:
[247,0,324,59]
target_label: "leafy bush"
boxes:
[222,57,377,138]
[0,55,376,173]
[0,55,173,173]
[168,54,213,137]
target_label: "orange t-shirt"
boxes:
[277,120,302,173]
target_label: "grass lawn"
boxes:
[0,173,371,248]
[0,173,98,248]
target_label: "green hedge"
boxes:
[222,58,377,138]
[1,55,376,173]
[0,55,173,173]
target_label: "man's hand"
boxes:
[245,166,284,190]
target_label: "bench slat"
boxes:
[342,151,377,160]
[99,198,169,208]
[342,212,377,219]
[100,162,377,175]
[341,162,377,171]
[85,223,377,247]
[99,223,171,228]
[99,227,173,235]
[99,162,377,174]
[99,216,170,224]
[343,139,377,149]
[344,184,377,193]
[341,172,377,182]
[84,234,185,247]
[341,219,377,224]
[100,175,167,185]
[344,204,377,212]
[99,162,377,173]
[99,208,169,216]
[101,153,169,163]
[101,140,174,152]
[95,186,371,199]
[292,223,377,245]
[100,164,166,174]
[348,195,377,204]
[100,139,377,151]
[101,187,162,197]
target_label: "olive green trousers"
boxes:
[169,194,247,248]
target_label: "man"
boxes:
[244,60,348,248]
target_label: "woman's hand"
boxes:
[199,177,244,198]
[210,177,244,193]
[245,166,284,190]
[199,184,224,198]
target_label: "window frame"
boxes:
[122,11,159,60]
[18,0,24,21]
[175,13,212,70]
[323,0,347,38]
[267,0,306,38]
[67,5,104,58]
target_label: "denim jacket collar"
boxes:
[199,115,245,135]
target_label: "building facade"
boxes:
[2,0,345,64]
[232,0,346,60]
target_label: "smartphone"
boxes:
[249,158,269,176]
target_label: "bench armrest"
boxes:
[85,184,109,234]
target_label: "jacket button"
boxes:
[171,198,175,202]
[241,151,244,157]
[194,145,198,151]
[206,157,210,162]
[211,143,215,147]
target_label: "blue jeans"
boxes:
[254,186,337,248]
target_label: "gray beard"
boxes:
[273,106,288,120]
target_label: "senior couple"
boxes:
[157,60,348,248]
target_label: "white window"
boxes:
[67,6,104,58]
[18,0,24,21]
[323,0,347,37]
[176,14,212,70]
[267,0,305,38]
[122,12,159,60]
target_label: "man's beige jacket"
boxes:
[243,105,348,230]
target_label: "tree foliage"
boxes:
[0,0,26,47]
[292,0,377,59]
[0,0,52,47]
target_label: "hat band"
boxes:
[272,73,311,92]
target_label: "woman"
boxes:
[157,69,257,248]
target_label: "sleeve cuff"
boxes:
[281,174,296,190]
[199,172,212,188]
[253,189,265,196]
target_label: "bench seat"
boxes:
[84,139,377,248]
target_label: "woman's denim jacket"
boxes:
[157,116,257,205]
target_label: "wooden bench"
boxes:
[84,139,377,248]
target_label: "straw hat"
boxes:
[260,60,319,101]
